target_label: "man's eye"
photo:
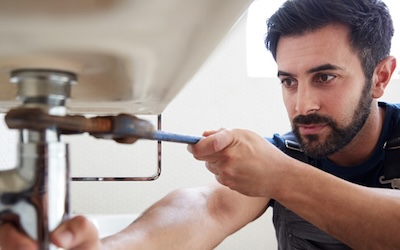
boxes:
[280,78,297,88]
[317,74,335,82]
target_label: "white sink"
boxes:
[0,0,252,115]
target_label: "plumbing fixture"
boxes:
[0,69,202,249]
[0,69,75,250]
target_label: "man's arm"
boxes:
[0,182,269,249]
[274,159,400,250]
[188,128,400,249]
[101,183,269,249]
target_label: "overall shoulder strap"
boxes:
[382,123,400,184]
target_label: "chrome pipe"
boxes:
[0,140,69,249]
[0,69,74,249]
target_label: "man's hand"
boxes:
[187,128,292,198]
[0,215,101,250]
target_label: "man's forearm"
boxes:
[100,184,269,250]
[275,159,400,249]
[100,187,227,250]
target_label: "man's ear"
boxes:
[372,56,397,98]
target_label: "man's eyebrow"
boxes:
[307,63,344,73]
[277,70,292,78]
[277,64,344,78]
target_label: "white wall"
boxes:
[1,8,399,250]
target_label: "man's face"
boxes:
[276,24,373,158]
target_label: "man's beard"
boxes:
[292,80,373,159]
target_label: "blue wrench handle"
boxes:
[152,130,202,144]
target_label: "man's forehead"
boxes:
[276,23,351,49]
[275,24,356,74]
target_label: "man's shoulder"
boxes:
[380,101,400,114]
[380,102,400,128]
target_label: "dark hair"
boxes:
[265,0,394,79]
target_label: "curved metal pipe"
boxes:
[0,140,69,249]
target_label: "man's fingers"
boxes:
[210,129,234,152]
[51,216,100,249]
[202,128,224,137]
[0,222,37,250]
[188,129,234,158]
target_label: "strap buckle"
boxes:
[379,176,400,189]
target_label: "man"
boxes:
[1,0,399,249]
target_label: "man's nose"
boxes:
[295,84,320,115]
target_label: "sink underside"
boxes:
[0,0,252,114]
